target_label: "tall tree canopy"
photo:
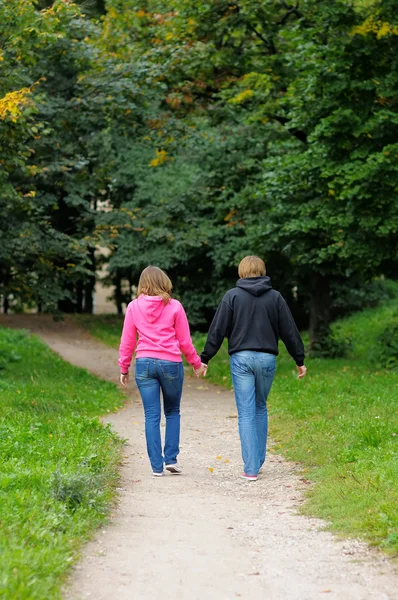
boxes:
[1,0,397,347]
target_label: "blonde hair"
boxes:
[238,255,266,278]
[137,266,172,304]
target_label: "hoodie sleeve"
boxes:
[200,299,233,364]
[174,304,202,369]
[277,294,305,366]
[118,303,137,374]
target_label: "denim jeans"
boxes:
[230,351,276,476]
[135,358,184,474]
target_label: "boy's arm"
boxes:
[200,300,232,364]
[277,295,305,366]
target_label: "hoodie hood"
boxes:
[136,295,167,323]
[236,276,273,297]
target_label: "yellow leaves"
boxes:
[351,15,398,38]
[23,191,36,198]
[0,88,33,122]
[229,89,254,105]
[136,9,147,18]
[207,467,214,473]
[329,189,335,195]
[224,209,236,221]
[149,148,170,167]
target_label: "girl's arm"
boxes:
[174,304,202,370]
[118,304,137,374]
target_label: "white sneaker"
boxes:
[241,473,258,481]
[165,464,182,475]
[152,471,164,477]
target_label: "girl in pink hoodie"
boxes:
[119,266,206,476]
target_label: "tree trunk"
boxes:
[76,283,83,313]
[3,295,9,314]
[83,248,96,314]
[309,273,331,350]
[115,273,123,315]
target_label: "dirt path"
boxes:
[2,315,397,600]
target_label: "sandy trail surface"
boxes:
[1,315,397,600]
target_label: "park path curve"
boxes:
[1,315,397,600]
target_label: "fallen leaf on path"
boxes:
[321,591,332,594]
[227,414,238,419]
[197,386,209,390]
[224,459,230,463]
[216,455,222,460]
[207,467,214,473]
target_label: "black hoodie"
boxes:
[200,276,305,366]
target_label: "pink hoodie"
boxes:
[118,295,202,373]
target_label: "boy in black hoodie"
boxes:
[201,256,307,480]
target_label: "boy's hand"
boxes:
[120,373,130,387]
[194,363,208,378]
[297,365,307,379]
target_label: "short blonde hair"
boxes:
[137,266,172,304]
[238,255,266,278]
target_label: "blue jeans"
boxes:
[230,351,276,476]
[135,358,184,474]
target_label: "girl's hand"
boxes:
[120,373,130,387]
[194,363,208,378]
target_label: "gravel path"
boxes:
[1,315,397,600]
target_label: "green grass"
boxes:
[75,314,123,348]
[0,327,125,599]
[80,293,398,554]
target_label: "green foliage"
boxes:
[373,312,398,371]
[192,296,398,554]
[308,326,353,359]
[1,0,397,346]
[0,327,124,599]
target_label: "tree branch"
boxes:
[272,114,307,143]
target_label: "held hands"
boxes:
[120,373,130,387]
[194,363,208,378]
[296,365,307,379]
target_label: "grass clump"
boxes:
[0,327,124,600]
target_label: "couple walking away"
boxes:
[118,256,307,480]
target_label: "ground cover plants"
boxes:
[0,327,124,599]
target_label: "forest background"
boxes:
[1,0,397,352]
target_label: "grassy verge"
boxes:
[79,297,398,554]
[75,314,123,348]
[0,327,124,599]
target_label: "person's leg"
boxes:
[157,360,184,467]
[135,359,163,474]
[230,352,258,476]
[253,353,276,470]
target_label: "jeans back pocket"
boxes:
[159,362,180,381]
[135,360,149,379]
